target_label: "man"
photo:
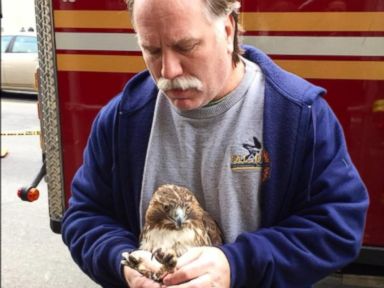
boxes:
[61,0,369,287]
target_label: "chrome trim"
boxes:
[35,0,66,226]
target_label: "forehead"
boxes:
[133,0,212,43]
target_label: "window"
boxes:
[1,36,12,52]
[12,36,38,53]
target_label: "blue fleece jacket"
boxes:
[62,46,369,287]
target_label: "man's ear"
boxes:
[225,14,236,53]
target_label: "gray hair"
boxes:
[125,0,243,65]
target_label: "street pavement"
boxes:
[1,97,96,288]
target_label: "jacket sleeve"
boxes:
[220,97,369,287]
[61,98,138,287]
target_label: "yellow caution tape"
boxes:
[1,130,41,136]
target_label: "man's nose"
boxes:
[161,50,183,80]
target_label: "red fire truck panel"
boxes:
[37,0,383,257]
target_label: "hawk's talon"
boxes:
[152,249,177,269]
[121,252,142,269]
[121,251,166,282]
[152,248,165,262]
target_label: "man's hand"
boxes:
[123,250,162,288]
[162,247,230,288]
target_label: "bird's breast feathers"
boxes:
[140,226,210,256]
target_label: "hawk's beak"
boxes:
[176,217,183,228]
[174,207,185,229]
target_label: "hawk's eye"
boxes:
[163,205,170,212]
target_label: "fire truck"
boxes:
[21,0,383,273]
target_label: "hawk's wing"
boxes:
[202,211,223,245]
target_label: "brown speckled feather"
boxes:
[139,184,223,256]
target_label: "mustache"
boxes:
[157,76,203,92]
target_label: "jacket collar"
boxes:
[119,70,158,114]
[242,45,325,226]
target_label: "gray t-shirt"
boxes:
[140,58,265,243]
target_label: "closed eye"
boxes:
[174,41,199,54]
[174,39,200,53]
[142,45,161,57]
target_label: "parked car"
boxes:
[1,32,38,95]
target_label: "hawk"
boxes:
[121,184,223,281]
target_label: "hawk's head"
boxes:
[145,184,205,230]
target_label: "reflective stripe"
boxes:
[56,54,384,80]
[55,32,139,51]
[241,12,384,32]
[244,36,384,57]
[56,32,384,57]
[54,11,384,32]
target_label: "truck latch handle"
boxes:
[17,161,46,202]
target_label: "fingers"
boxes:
[165,273,215,288]
[123,266,161,288]
[130,276,162,288]
[163,256,211,285]
[163,247,206,284]
[175,247,204,268]
[162,247,230,288]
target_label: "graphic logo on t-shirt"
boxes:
[230,136,271,181]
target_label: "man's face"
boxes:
[133,0,236,111]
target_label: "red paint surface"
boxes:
[56,71,135,205]
[52,0,384,247]
[310,79,384,246]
